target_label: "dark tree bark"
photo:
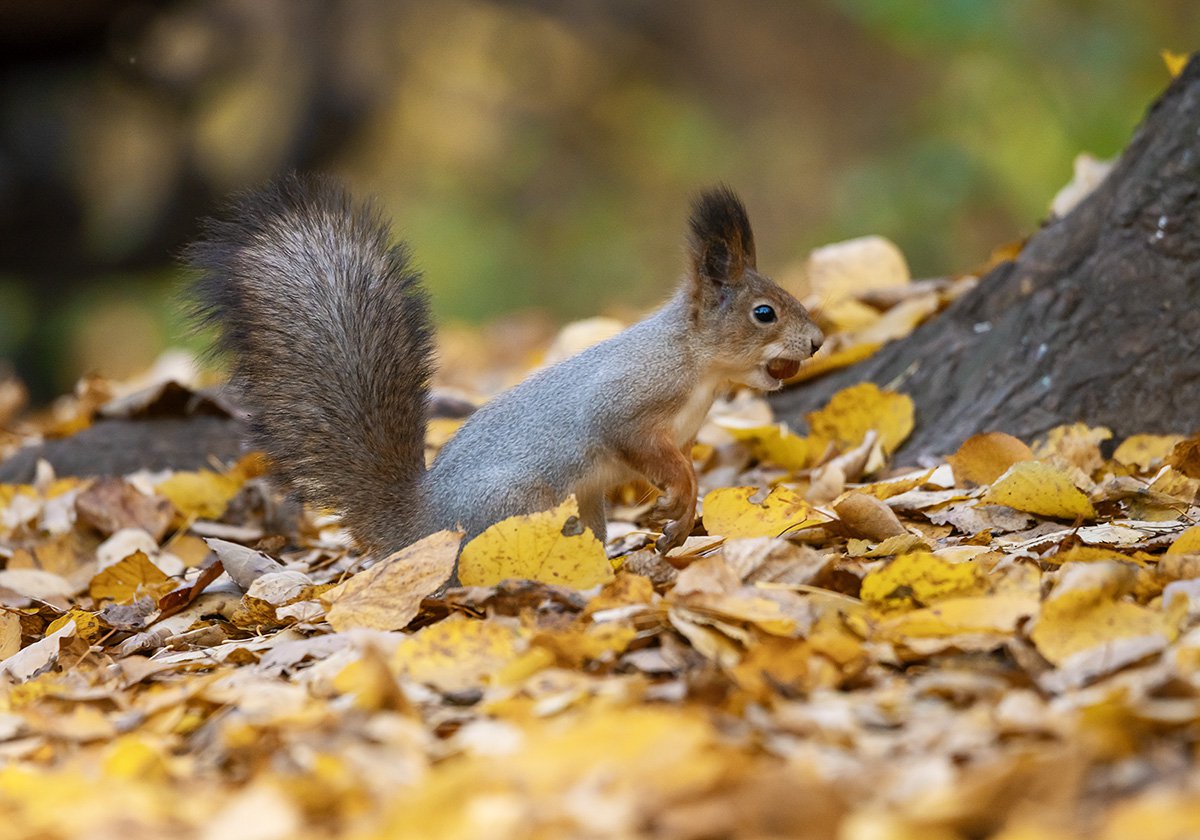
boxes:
[772,55,1200,464]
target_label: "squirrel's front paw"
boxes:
[655,515,694,557]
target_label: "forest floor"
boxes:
[3,236,1200,840]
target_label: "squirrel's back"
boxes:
[186,174,434,552]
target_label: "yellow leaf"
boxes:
[323,530,461,632]
[877,593,1037,639]
[1030,562,1173,669]
[89,551,173,603]
[0,612,19,659]
[1167,525,1200,555]
[1034,423,1111,473]
[860,551,984,611]
[457,497,612,588]
[806,382,914,455]
[1113,434,1183,472]
[425,418,464,451]
[717,422,827,471]
[701,485,828,539]
[392,614,527,692]
[102,735,170,782]
[948,432,1033,486]
[45,610,103,643]
[790,341,883,384]
[1162,49,1189,78]
[155,468,245,520]
[1046,545,1138,566]
[982,461,1096,520]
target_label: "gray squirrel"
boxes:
[187,174,822,563]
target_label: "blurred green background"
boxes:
[0,0,1195,403]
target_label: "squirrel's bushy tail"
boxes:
[186,173,433,553]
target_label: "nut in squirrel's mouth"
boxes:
[765,357,802,383]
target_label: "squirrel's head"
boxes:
[685,186,823,391]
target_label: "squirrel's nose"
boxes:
[810,334,824,354]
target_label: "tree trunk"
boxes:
[772,56,1200,464]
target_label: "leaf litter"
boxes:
[5,238,1200,839]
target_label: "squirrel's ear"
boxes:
[687,186,757,286]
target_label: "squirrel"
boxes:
[186,174,823,564]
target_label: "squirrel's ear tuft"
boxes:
[687,186,757,284]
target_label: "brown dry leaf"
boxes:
[949,432,1034,486]
[701,485,828,539]
[323,530,461,631]
[834,492,907,540]
[983,461,1096,520]
[74,477,174,541]
[457,496,612,588]
[89,551,174,604]
[1167,435,1200,478]
[807,382,915,455]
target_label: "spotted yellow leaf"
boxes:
[982,460,1096,520]
[46,609,103,643]
[806,382,914,455]
[701,485,828,539]
[458,496,612,588]
[391,614,530,692]
[860,551,984,611]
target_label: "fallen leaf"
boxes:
[458,497,612,589]
[860,551,984,611]
[74,477,174,541]
[392,614,529,692]
[807,382,914,455]
[834,492,907,541]
[324,531,461,631]
[1112,434,1183,472]
[1162,49,1189,78]
[89,551,173,604]
[877,593,1038,640]
[949,432,1034,486]
[1166,525,1200,555]
[983,461,1096,520]
[1030,562,1173,685]
[701,486,828,539]
[1034,423,1112,474]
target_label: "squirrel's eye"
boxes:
[753,304,777,324]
